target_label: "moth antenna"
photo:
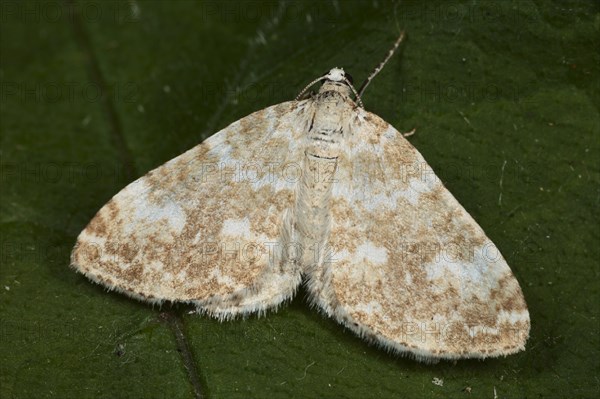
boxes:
[344,77,364,108]
[295,75,327,101]
[358,31,406,97]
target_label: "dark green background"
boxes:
[1,1,598,398]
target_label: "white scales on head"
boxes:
[72,32,529,362]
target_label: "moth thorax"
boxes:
[306,90,351,160]
[318,81,352,98]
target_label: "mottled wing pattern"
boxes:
[309,110,530,360]
[72,101,311,318]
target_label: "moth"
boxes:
[72,33,529,361]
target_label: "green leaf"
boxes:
[1,1,599,398]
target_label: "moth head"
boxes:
[324,68,353,85]
[320,67,354,98]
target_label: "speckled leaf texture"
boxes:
[1,1,598,398]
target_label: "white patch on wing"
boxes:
[208,268,236,287]
[362,191,398,211]
[354,301,383,316]
[175,269,188,282]
[203,128,229,150]
[131,192,187,234]
[148,261,164,273]
[221,218,252,237]
[125,177,151,198]
[467,324,500,337]
[424,259,462,282]
[356,241,388,265]
[356,174,438,210]
[498,310,529,324]
[192,230,202,244]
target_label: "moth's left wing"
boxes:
[71,101,315,318]
[308,110,530,361]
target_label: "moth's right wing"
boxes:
[72,101,315,318]
[308,110,529,360]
